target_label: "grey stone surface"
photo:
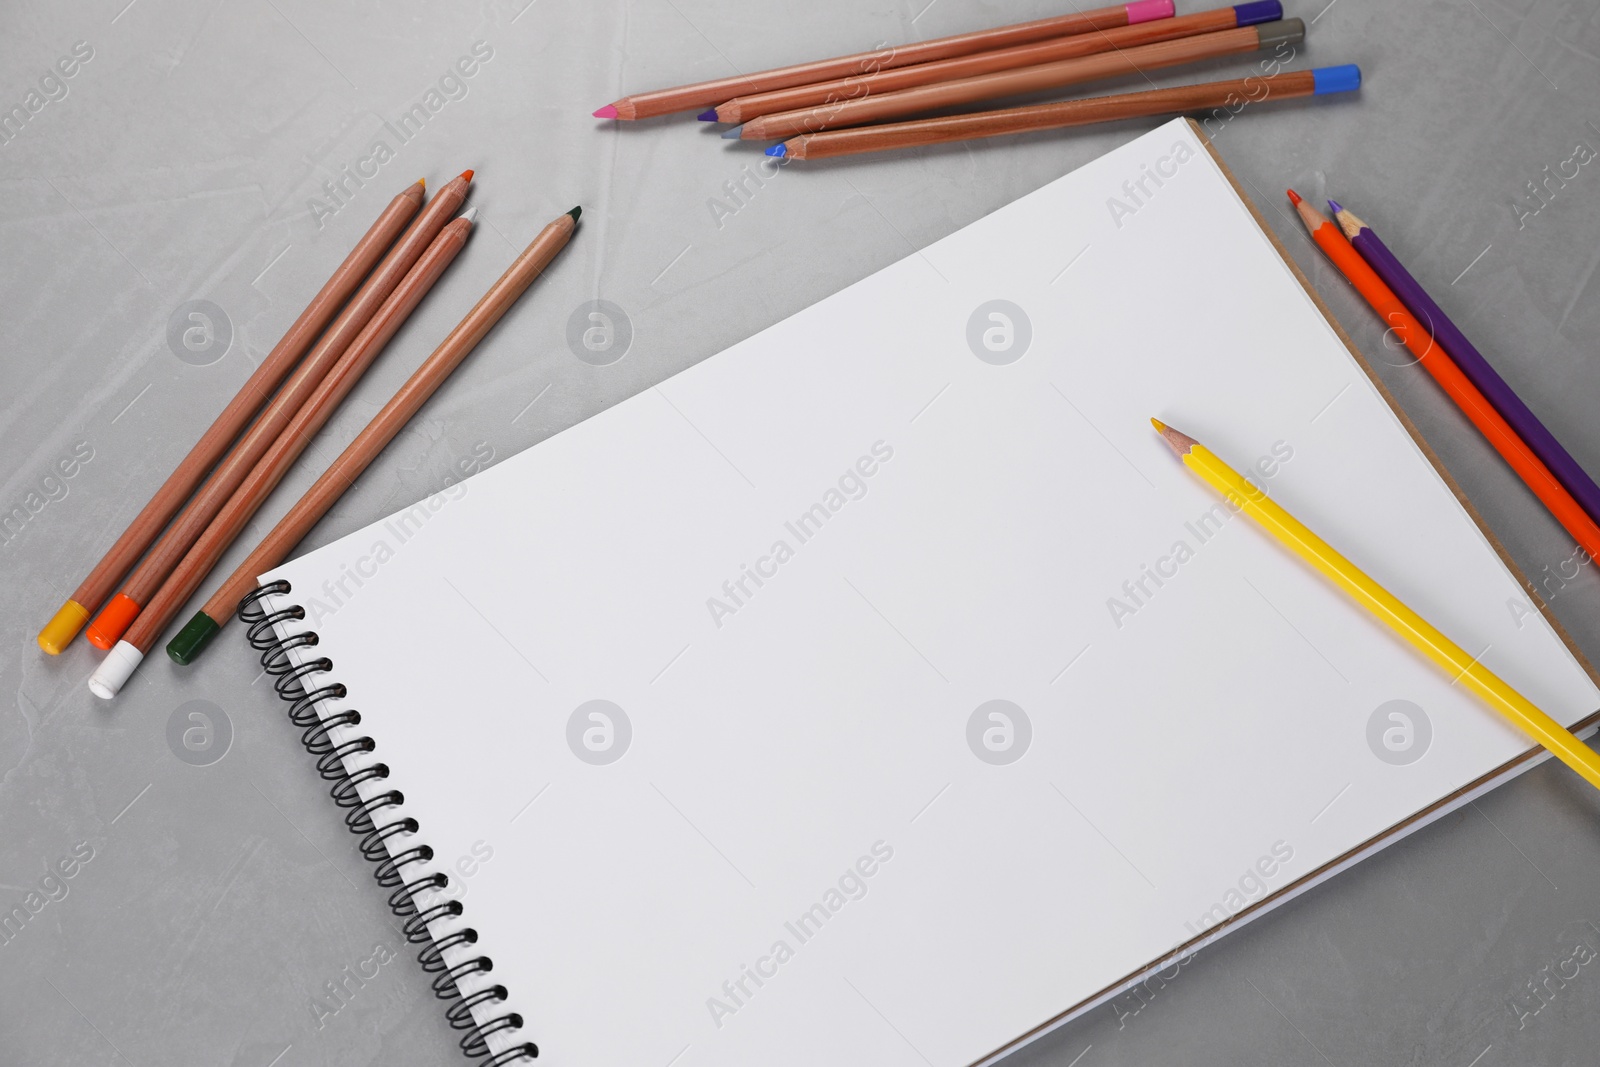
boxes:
[3,0,1600,1064]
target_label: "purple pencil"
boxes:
[1332,200,1600,534]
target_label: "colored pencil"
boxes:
[1288,191,1600,563]
[594,0,1175,120]
[1152,419,1600,792]
[706,2,1283,125]
[36,179,424,655]
[87,208,483,699]
[163,206,582,669]
[81,172,475,652]
[1332,201,1600,534]
[766,66,1361,160]
[731,19,1303,142]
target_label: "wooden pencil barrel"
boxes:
[749,25,1269,140]
[611,2,1140,117]
[718,7,1239,123]
[199,212,577,625]
[122,218,474,653]
[789,71,1317,159]
[60,185,422,619]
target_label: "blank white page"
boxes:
[261,119,1598,1067]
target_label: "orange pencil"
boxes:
[1288,190,1600,562]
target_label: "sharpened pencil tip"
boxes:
[1286,188,1303,206]
[416,178,426,190]
[459,207,478,223]
[1332,204,1366,239]
[766,143,787,157]
[1152,419,1198,457]
[698,109,718,121]
[593,104,619,119]
[459,169,475,183]
[722,124,744,139]
[566,206,581,222]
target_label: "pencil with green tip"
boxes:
[1153,418,1600,792]
[164,206,582,667]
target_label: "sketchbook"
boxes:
[251,118,1600,1066]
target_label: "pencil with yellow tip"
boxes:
[1152,417,1600,792]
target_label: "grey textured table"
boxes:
[4,1,1600,1064]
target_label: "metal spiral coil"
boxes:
[241,581,537,1063]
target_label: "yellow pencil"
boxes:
[1152,418,1600,792]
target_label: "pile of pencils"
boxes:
[594,1,1360,160]
[1290,191,1600,571]
[38,172,581,698]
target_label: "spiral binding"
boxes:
[241,580,537,1065]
